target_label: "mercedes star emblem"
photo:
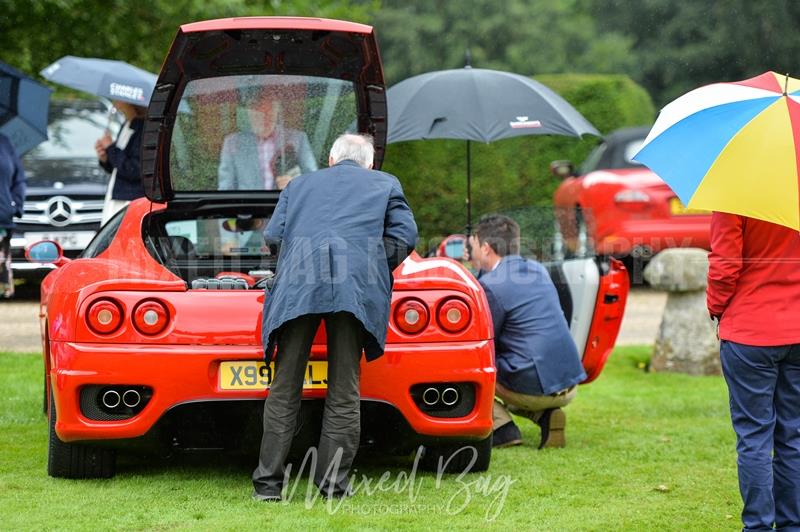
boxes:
[46,196,74,227]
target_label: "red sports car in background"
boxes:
[551,126,711,266]
[31,17,629,480]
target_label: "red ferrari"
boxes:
[551,126,711,264]
[30,17,629,479]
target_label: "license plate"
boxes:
[669,198,707,216]
[219,361,328,390]
[24,231,95,250]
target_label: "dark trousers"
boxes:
[252,312,363,498]
[720,340,800,531]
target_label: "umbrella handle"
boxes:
[105,107,118,135]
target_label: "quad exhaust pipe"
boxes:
[101,388,143,410]
[421,386,460,407]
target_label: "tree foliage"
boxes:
[586,0,800,105]
[372,0,636,85]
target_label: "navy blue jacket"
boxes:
[479,255,586,395]
[99,118,145,201]
[262,160,418,361]
[0,134,26,229]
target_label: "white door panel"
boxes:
[560,258,600,358]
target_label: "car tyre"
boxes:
[48,386,116,479]
[420,435,492,474]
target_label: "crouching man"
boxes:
[468,214,586,448]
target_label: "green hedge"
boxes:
[382,73,656,257]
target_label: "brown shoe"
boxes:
[537,408,566,449]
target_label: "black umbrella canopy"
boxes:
[0,61,52,155]
[386,67,599,236]
[387,68,599,143]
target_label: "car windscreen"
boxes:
[164,215,270,258]
[169,74,357,193]
[580,137,645,174]
[22,106,117,186]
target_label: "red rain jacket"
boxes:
[707,212,800,346]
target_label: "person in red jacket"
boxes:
[707,211,800,531]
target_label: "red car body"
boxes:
[553,126,711,260]
[34,17,629,479]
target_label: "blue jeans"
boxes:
[720,340,800,531]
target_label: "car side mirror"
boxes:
[26,240,71,267]
[550,160,576,179]
[437,235,467,260]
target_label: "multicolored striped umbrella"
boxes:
[634,71,800,231]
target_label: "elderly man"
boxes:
[252,133,417,501]
[468,214,585,449]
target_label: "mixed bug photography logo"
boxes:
[277,445,517,521]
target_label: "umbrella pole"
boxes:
[466,139,472,236]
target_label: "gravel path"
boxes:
[0,285,666,354]
[0,300,41,353]
[615,288,666,346]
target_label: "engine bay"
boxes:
[144,206,277,289]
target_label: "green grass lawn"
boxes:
[0,347,741,531]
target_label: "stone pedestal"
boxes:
[643,248,721,376]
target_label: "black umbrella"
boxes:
[387,66,599,234]
[0,61,52,155]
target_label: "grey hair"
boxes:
[329,133,375,168]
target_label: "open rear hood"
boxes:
[141,17,386,202]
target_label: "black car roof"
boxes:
[603,125,651,144]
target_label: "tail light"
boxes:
[394,298,429,334]
[437,297,471,333]
[86,299,123,335]
[132,299,170,335]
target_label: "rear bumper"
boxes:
[595,217,710,256]
[50,340,495,444]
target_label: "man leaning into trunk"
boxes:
[252,133,417,501]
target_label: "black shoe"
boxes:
[492,421,523,448]
[537,408,566,449]
[252,491,282,502]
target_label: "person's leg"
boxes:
[491,396,523,447]
[252,314,321,498]
[720,340,779,531]
[499,385,576,420]
[773,343,800,530]
[497,382,576,448]
[314,312,363,498]
[492,398,514,430]
[0,231,13,298]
